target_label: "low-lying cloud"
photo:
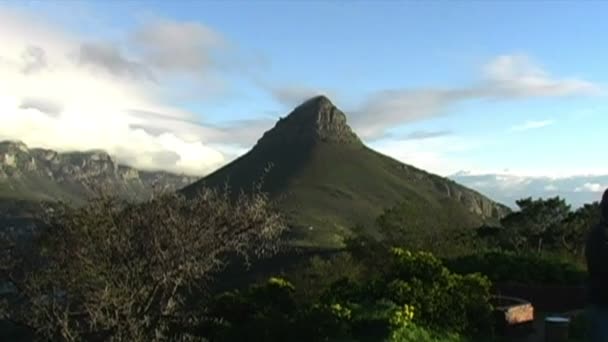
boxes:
[451,173,608,208]
[575,182,606,193]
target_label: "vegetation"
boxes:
[445,250,586,286]
[0,187,285,341]
[200,248,494,342]
[478,197,600,259]
[0,146,601,342]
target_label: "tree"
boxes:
[1,187,285,341]
[500,197,571,254]
[559,202,601,257]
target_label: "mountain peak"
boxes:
[256,95,361,147]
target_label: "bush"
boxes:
[445,250,586,286]
[205,277,353,341]
[318,249,494,338]
[205,248,494,341]
[385,249,493,336]
[205,277,297,341]
[388,324,467,342]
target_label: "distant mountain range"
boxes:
[182,96,510,248]
[450,172,607,209]
[0,140,197,205]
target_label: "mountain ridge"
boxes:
[0,140,198,204]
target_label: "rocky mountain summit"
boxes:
[0,140,197,203]
[257,95,361,147]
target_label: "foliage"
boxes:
[445,250,587,285]
[203,247,493,342]
[204,277,299,341]
[385,249,494,336]
[558,202,601,257]
[499,197,571,253]
[287,252,364,303]
[0,187,285,341]
[203,277,352,341]
[317,248,493,337]
[388,323,468,342]
[389,304,415,328]
[482,197,600,258]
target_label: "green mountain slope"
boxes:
[182,96,510,248]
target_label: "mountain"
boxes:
[450,172,608,209]
[182,96,510,248]
[0,140,198,205]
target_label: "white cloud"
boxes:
[0,7,231,176]
[575,183,606,193]
[482,55,600,98]
[511,119,554,131]
[400,130,452,140]
[369,136,481,176]
[451,173,608,209]
[350,54,601,139]
[544,184,558,192]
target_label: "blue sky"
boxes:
[0,1,606,205]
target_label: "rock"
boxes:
[256,95,361,147]
[0,141,199,203]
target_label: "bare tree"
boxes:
[1,186,285,341]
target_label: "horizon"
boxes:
[1,1,607,207]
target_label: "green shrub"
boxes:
[205,277,298,341]
[206,277,353,341]
[386,248,493,336]
[206,248,495,341]
[445,250,586,285]
[388,323,467,342]
[317,249,494,338]
[293,303,352,341]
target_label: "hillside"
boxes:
[0,140,197,205]
[182,96,510,248]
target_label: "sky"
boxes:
[0,1,606,206]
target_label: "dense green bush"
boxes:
[388,324,467,342]
[204,277,352,341]
[320,249,494,337]
[384,249,493,336]
[203,248,494,341]
[205,277,298,341]
[444,250,586,285]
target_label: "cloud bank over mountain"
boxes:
[451,172,608,208]
[0,8,268,176]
